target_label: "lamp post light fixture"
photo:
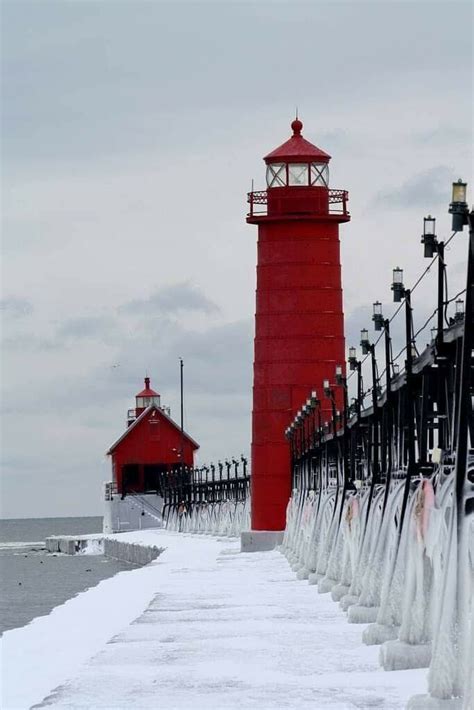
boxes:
[391,267,405,302]
[372,301,384,331]
[334,363,350,489]
[360,328,370,355]
[422,215,437,258]
[431,326,438,342]
[323,378,331,398]
[348,346,358,370]
[454,298,465,323]
[322,379,337,434]
[449,179,469,231]
[393,363,400,376]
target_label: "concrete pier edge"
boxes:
[240,530,284,552]
[45,535,164,565]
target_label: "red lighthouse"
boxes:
[107,376,199,496]
[247,118,350,535]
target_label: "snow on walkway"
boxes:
[2,530,427,709]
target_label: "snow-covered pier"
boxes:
[1,529,430,710]
[44,534,164,565]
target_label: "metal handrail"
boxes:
[247,188,349,218]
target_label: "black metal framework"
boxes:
[160,456,250,521]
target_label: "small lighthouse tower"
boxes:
[128,376,161,425]
[246,118,350,539]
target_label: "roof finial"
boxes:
[291,112,303,136]
[144,375,150,389]
[295,105,298,120]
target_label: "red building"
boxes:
[107,377,199,495]
[247,118,350,532]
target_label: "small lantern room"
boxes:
[135,377,161,415]
[265,118,331,189]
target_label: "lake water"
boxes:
[0,517,133,635]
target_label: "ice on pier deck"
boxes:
[2,531,427,709]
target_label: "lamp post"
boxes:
[372,301,392,401]
[372,302,393,506]
[448,179,472,541]
[179,358,184,475]
[323,379,337,435]
[421,216,446,347]
[390,267,417,537]
[348,346,363,417]
[360,328,380,484]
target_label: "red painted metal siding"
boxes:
[251,215,347,531]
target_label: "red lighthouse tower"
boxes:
[247,118,350,536]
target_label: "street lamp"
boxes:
[422,216,437,258]
[454,299,465,323]
[323,378,331,398]
[348,346,358,370]
[391,267,405,302]
[449,179,469,231]
[372,301,384,331]
[360,328,370,354]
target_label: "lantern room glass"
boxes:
[311,163,329,187]
[288,163,309,186]
[266,163,286,188]
[266,161,329,188]
[136,395,161,409]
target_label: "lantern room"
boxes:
[135,377,161,414]
[248,118,349,221]
[265,118,330,189]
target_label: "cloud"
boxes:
[0,297,33,318]
[57,315,120,340]
[375,166,454,210]
[120,282,219,317]
[411,124,472,148]
[1,334,62,352]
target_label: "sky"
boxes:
[1,0,472,518]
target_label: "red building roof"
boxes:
[135,376,160,398]
[107,404,199,455]
[264,119,331,164]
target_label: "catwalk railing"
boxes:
[283,207,473,708]
[162,457,251,536]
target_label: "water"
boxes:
[0,517,133,635]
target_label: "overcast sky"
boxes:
[1,0,472,518]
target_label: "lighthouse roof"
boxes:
[264,118,331,164]
[107,404,200,455]
[136,376,159,398]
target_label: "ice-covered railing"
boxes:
[281,455,473,707]
[161,456,251,537]
[165,498,251,537]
